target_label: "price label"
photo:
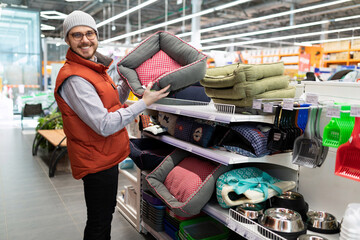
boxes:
[283,99,294,111]
[350,105,360,117]
[263,102,274,113]
[252,99,262,110]
[18,85,25,94]
[305,93,319,105]
[326,106,341,118]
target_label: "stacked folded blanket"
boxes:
[200,62,295,110]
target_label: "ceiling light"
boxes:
[100,0,251,44]
[96,0,158,28]
[333,14,360,22]
[41,24,56,31]
[65,0,92,2]
[201,20,330,44]
[40,11,68,20]
[201,26,360,50]
[201,13,360,44]
[297,36,360,45]
[177,0,351,38]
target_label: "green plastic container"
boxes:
[323,104,355,148]
[179,216,229,240]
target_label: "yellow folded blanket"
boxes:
[212,86,296,107]
[205,75,290,99]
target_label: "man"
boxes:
[54,10,169,240]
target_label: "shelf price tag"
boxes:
[326,105,341,118]
[283,99,294,111]
[263,102,274,113]
[305,93,319,105]
[350,105,360,117]
[252,99,262,110]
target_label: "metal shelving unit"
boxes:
[148,98,275,124]
[142,100,302,240]
[143,132,297,170]
[203,200,339,240]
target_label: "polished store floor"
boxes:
[0,118,154,240]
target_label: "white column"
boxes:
[191,0,202,48]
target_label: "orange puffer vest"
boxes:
[54,49,130,179]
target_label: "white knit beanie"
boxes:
[63,10,98,39]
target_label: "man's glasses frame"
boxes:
[70,31,97,41]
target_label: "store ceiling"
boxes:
[2,0,360,50]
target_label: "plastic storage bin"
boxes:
[178,216,229,240]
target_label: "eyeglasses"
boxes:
[70,31,97,41]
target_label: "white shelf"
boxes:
[116,196,138,230]
[144,132,298,170]
[203,200,339,240]
[141,221,172,240]
[148,101,274,124]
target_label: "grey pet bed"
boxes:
[117,31,207,97]
[146,149,231,217]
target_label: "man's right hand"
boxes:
[142,82,171,106]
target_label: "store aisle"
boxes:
[0,121,153,240]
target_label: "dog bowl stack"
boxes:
[200,62,295,113]
[258,208,307,240]
[271,191,309,221]
[340,203,360,239]
[306,211,340,234]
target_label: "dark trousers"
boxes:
[82,165,119,240]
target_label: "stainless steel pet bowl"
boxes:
[235,203,264,221]
[297,234,328,240]
[306,211,339,232]
[258,208,305,233]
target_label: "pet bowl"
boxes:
[306,211,340,234]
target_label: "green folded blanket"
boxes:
[241,62,285,82]
[205,75,290,99]
[200,63,246,88]
[211,86,295,107]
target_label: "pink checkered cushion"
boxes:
[135,50,182,86]
[164,156,217,203]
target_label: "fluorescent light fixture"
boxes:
[293,42,313,46]
[41,24,56,31]
[65,0,92,2]
[97,0,158,28]
[201,14,360,44]
[333,14,360,22]
[40,11,68,20]
[177,0,351,38]
[201,26,360,50]
[297,36,360,45]
[100,0,251,44]
[201,20,330,44]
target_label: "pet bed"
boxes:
[204,75,290,99]
[200,63,246,88]
[242,62,285,81]
[117,31,207,97]
[216,167,296,208]
[211,86,296,107]
[129,138,175,170]
[146,149,231,217]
